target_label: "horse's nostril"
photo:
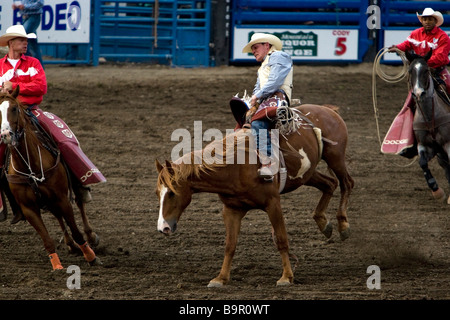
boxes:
[162,227,171,234]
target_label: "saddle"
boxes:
[230,96,324,192]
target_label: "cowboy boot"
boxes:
[10,210,25,225]
[0,175,25,224]
[5,188,25,225]
[80,186,92,203]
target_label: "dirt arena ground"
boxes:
[1,62,450,305]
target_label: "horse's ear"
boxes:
[155,159,164,173]
[11,85,20,98]
[165,160,175,174]
[405,50,416,63]
[424,49,433,61]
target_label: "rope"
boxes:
[11,132,46,183]
[372,47,408,148]
[372,47,418,167]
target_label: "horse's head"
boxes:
[0,86,24,146]
[406,50,433,100]
[155,159,193,235]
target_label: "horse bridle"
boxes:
[0,96,24,144]
[2,98,48,184]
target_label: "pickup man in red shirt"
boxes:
[382,8,450,158]
[0,25,106,224]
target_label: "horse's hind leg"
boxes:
[52,200,100,266]
[418,146,445,201]
[326,160,354,240]
[75,194,99,247]
[55,216,78,253]
[305,170,338,239]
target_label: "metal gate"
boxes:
[93,0,210,66]
[41,0,211,66]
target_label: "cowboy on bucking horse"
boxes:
[241,33,293,179]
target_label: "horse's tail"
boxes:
[322,104,340,114]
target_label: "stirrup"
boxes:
[258,165,274,181]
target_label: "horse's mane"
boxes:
[158,129,256,194]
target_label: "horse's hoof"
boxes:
[322,222,333,239]
[432,188,445,202]
[67,245,76,254]
[339,227,350,241]
[276,279,292,287]
[207,280,224,288]
[89,234,100,247]
[88,257,102,266]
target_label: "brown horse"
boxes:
[155,104,354,286]
[0,87,100,270]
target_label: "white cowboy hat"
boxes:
[242,33,283,53]
[417,8,444,27]
[0,25,37,47]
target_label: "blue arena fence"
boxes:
[34,0,450,66]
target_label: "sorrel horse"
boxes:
[0,87,100,270]
[406,50,450,203]
[155,104,354,286]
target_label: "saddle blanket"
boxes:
[31,108,106,186]
[381,103,415,155]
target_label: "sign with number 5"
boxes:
[335,37,347,56]
[233,28,358,61]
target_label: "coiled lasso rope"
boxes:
[372,47,408,147]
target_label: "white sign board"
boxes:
[0,0,90,43]
[233,27,359,61]
[383,29,450,62]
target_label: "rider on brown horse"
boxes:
[242,33,293,178]
[0,25,106,224]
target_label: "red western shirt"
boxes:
[396,26,450,68]
[0,54,47,105]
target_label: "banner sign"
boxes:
[0,0,90,43]
[233,27,359,61]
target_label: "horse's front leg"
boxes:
[208,205,246,288]
[21,205,64,270]
[418,145,445,201]
[266,198,293,286]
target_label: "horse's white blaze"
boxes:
[157,185,170,232]
[412,63,425,97]
[0,100,11,137]
[289,148,311,180]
